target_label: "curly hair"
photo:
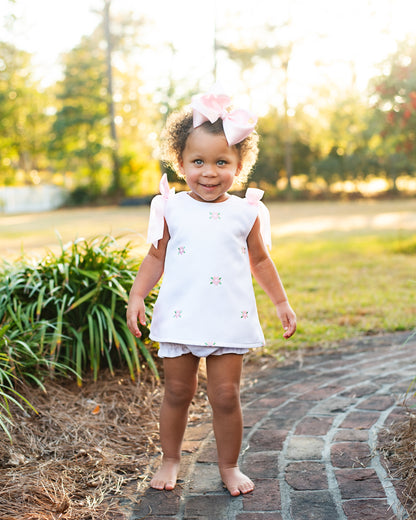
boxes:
[160,109,259,183]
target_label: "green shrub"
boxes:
[0,321,59,440]
[0,234,159,387]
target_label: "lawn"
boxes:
[1,197,415,356]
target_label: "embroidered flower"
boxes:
[241,311,249,319]
[210,276,222,286]
[241,246,247,255]
[173,310,182,318]
[209,211,221,220]
[204,341,216,347]
[177,246,186,255]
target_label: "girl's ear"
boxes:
[235,163,242,176]
[178,159,185,176]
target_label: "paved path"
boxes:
[128,332,416,519]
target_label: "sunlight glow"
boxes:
[5,0,416,110]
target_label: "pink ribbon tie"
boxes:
[147,174,175,248]
[246,188,265,206]
[191,86,257,146]
[245,188,272,250]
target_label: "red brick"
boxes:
[342,498,391,519]
[331,442,371,468]
[132,488,181,516]
[297,385,344,401]
[339,411,380,430]
[294,416,334,435]
[248,429,287,452]
[285,462,327,490]
[355,395,396,411]
[185,495,231,517]
[243,409,269,427]
[243,452,279,478]
[243,479,281,511]
[250,396,287,408]
[335,468,386,499]
[334,429,368,442]
[236,514,282,520]
[290,490,338,519]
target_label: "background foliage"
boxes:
[1,6,416,200]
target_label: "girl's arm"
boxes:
[126,220,170,338]
[247,216,297,339]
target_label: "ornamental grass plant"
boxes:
[0,234,158,437]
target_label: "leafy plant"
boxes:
[0,234,159,386]
[0,321,58,440]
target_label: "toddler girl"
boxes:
[126,85,296,496]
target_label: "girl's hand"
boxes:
[126,297,147,338]
[276,301,297,339]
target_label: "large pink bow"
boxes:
[191,88,257,146]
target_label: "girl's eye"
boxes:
[217,160,227,166]
[194,159,203,165]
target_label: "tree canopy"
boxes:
[1,5,416,200]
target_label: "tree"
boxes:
[217,21,302,191]
[306,87,380,189]
[103,0,121,196]
[0,42,50,185]
[50,7,157,199]
[50,32,110,196]
[114,63,161,195]
[370,39,416,188]
[252,107,317,191]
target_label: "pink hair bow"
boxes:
[147,174,175,248]
[246,188,272,250]
[191,87,257,146]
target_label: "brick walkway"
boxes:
[128,332,415,519]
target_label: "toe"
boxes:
[240,480,254,494]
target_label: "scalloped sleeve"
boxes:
[245,187,272,250]
[147,174,175,248]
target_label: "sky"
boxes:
[3,0,416,114]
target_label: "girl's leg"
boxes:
[150,353,200,490]
[205,354,254,496]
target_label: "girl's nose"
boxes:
[202,164,216,176]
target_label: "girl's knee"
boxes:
[208,383,241,414]
[164,379,196,408]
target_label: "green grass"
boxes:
[258,229,415,355]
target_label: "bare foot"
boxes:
[220,466,255,496]
[150,458,180,491]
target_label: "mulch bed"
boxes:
[0,371,164,520]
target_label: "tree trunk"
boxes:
[103,0,121,197]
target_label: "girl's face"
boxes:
[179,127,241,203]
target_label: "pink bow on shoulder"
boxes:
[245,188,272,250]
[147,174,175,248]
[191,85,257,146]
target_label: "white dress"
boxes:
[147,179,271,351]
